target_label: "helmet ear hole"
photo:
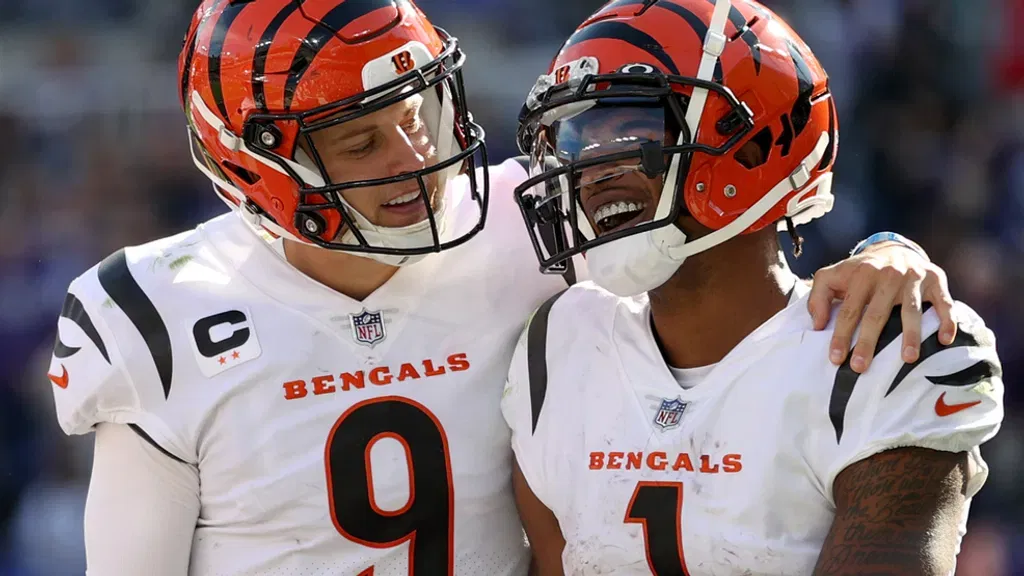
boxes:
[734,127,772,169]
[223,162,262,186]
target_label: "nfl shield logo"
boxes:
[653,397,688,431]
[350,309,386,347]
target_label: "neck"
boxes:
[283,239,399,301]
[648,230,798,369]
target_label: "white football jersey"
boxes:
[47,159,579,576]
[503,281,1003,576]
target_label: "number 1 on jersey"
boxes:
[325,396,455,575]
[624,481,690,576]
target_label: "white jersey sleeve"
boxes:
[501,290,568,512]
[85,423,200,576]
[814,302,1004,501]
[47,249,193,464]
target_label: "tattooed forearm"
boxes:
[813,447,969,576]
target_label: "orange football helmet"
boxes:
[179,0,487,265]
[515,0,838,295]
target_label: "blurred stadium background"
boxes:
[0,0,1022,574]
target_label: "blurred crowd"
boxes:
[0,0,1022,574]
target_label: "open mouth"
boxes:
[382,190,423,208]
[591,199,648,234]
[378,189,433,225]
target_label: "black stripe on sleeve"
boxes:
[98,249,174,399]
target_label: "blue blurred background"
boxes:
[1,0,1022,574]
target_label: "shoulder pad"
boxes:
[46,243,209,463]
[821,302,1003,497]
[828,303,1002,443]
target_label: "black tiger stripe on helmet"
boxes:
[251,2,304,112]
[207,0,252,119]
[283,0,408,109]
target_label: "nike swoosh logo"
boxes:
[48,365,69,389]
[934,392,981,417]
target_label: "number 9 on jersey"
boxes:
[325,396,455,575]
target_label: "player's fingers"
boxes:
[848,266,902,373]
[923,267,957,345]
[829,272,873,366]
[808,267,841,331]
[899,270,925,363]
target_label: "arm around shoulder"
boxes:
[814,304,1003,575]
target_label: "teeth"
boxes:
[385,191,420,206]
[593,200,646,229]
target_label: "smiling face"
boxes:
[545,102,674,237]
[303,92,443,230]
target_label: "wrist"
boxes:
[851,231,929,262]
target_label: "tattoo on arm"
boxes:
[813,447,969,576]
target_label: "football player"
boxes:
[503,0,1003,575]
[46,0,966,575]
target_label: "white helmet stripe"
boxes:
[189,91,325,187]
[683,0,732,141]
[656,0,732,224]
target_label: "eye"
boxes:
[343,136,376,157]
